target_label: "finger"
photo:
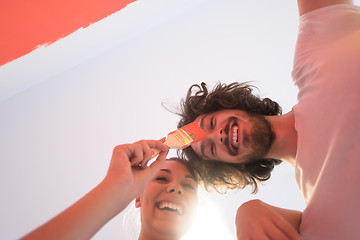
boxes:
[148,148,168,174]
[139,159,149,168]
[129,140,169,167]
[143,140,169,164]
[140,141,152,167]
[136,140,157,168]
[106,150,133,178]
[146,139,169,152]
[111,145,132,165]
[112,144,131,158]
[130,143,145,166]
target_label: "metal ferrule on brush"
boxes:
[173,129,194,148]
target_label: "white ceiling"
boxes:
[0,0,207,102]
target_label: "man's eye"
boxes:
[210,117,214,128]
[211,144,214,155]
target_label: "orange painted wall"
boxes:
[0,0,137,66]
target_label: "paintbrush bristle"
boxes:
[180,122,207,147]
[172,129,194,146]
[165,122,207,149]
[151,121,208,158]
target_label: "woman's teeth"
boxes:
[158,201,183,215]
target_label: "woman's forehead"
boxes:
[160,160,194,178]
[162,160,188,172]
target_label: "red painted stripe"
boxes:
[0,0,138,66]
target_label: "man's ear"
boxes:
[135,195,142,208]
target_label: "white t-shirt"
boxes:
[292,4,360,240]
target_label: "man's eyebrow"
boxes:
[159,169,171,173]
[199,114,211,160]
[199,115,206,130]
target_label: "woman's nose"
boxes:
[167,184,182,195]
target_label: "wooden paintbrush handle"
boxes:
[150,148,161,159]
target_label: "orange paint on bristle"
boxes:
[151,122,207,157]
[178,122,207,148]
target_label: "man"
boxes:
[177,0,360,239]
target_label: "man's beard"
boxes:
[241,113,274,162]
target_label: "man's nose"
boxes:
[209,128,225,143]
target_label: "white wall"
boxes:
[0,0,310,239]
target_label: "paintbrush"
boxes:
[151,121,207,158]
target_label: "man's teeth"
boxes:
[159,202,183,215]
[232,125,238,147]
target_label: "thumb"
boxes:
[148,149,168,175]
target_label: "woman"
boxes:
[135,157,198,239]
[21,140,198,240]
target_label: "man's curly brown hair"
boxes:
[177,82,282,193]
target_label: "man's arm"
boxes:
[297,0,353,16]
[235,199,302,240]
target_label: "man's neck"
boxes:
[265,110,298,167]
